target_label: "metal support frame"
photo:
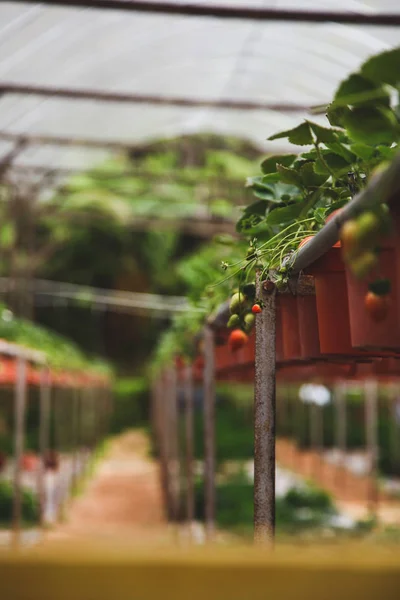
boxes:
[9,1,400,26]
[365,379,379,519]
[38,368,51,528]
[310,401,324,481]
[184,364,195,536]
[334,382,347,494]
[0,82,311,114]
[254,278,276,545]
[203,326,216,542]
[12,357,27,548]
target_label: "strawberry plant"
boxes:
[220,47,400,305]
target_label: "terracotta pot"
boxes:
[306,243,355,356]
[277,295,301,360]
[388,201,400,326]
[345,241,400,352]
[297,294,321,359]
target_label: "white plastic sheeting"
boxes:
[0,1,399,170]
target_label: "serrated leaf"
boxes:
[350,143,375,160]
[361,48,400,86]
[276,164,303,186]
[261,154,297,174]
[300,162,328,187]
[306,121,340,143]
[342,106,399,144]
[334,73,390,107]
[268,122,312,146]
[266,203,304,226]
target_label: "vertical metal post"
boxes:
[184,363,195,535]
[310,402,323,481]
[335,382,347,494]
[203,326,216,542]
[71,386,80,493]
[12,357,27,548]
[254,279,276,546]
[168,366,180,524]
[365,379,379,519]
[38,367,51,528]
[389,384,400,475]
[155,374,173,521]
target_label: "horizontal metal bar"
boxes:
[0,339,46,364]
[0,82,312,113]
[292,151,400,273]
[0,277,205,315]
[7,1,400,26]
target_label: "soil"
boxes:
[44,430,173,548]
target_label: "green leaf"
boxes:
[361,48,400,86]
[276,164,303,187]
[350,143,375,160]
[0,223,15,250]
[261,173,281,183]
[263,182,301,203]
[326,104,351,128]
[266,203,304,226]
[306,121,340,143]
[253,189,274,200]
[334,73,390,107]
[342,106,399,145]
[268,122,312,146]
[314,152,350,176]
[243,200,269,216]
[324,142,356,163]
[260,154,297,174]
[299,162,328,187]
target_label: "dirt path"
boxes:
[44,430,173,548]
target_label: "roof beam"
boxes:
[7,2,400,26]
[0,82,313,113]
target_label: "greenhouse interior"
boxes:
[1,1,400,599]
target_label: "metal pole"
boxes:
[38,368,51,529]
[254,279,276,545]
[12,357,27,549]
[335,383,347,495]
[184,364,195,536]
[311,402,324,481]
[388,384,400,476]
[10,1,400,25]
[365,379,379,519]
[71,386,80,493]
[167,367,180,524]
[0,82,311,113]
[203,326,216,542]
[155,374,173,521]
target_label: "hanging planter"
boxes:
[306,242,355,357]
[277,295,301,361]
[296,274,321,361]
[345,240,400,353]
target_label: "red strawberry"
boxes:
[228,329,248,352]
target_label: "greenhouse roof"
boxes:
[0,0,399,172]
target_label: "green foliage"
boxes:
[193,470,336,537]
[0,481,39,526]
[0,303,112,375]
[111,377,149,434]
